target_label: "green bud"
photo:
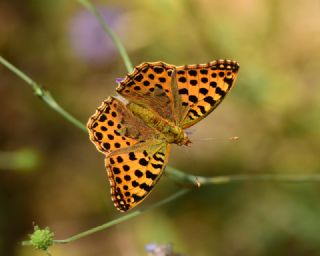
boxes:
[29,226,54,251]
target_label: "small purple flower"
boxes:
[145,243,183,256]
[116,77,124,84]
[69,7,124,63]
[145,243,158,253]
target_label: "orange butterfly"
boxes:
[87,60,240,212]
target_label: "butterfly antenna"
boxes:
[196,137,217,141]
[194,136,240,142]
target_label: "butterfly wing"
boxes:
[116,62,177,123]
[116,60,239,128]
[87,97,169,212]
[87,97,156,154]
[106,143,170,212]
[173,60,240,128]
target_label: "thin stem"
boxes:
[0,56,87,132]
[53,189,189,244]
[24,168,320,246]
[77,0,133,73]
[166,166,320,186]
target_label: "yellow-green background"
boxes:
[1,0,320,255]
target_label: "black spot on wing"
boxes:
[189,109,200,118]
[99,115,107,121]
[132,180,139,187]
[189,95,198,103]
[201,77,208,83]
[95,132,103,140]
[146,170,157,180]
[179,88,188,94]
[123,165,130,171]
[153,154,164,163]
[103,142,111,150]
[132,194,144,202]
[139,183,152,192]
[154,67,164,74]
[129,152,137,160]
[134,74,143,82]
[224,77,234,88]
[135,169,143,178]
[113,167,120,174]
[116,156,123,163]
[124,175,131,181]
[190,80,198,86]
[143,80,150,86]
[216,87,226,97]
[151,163,163,169]
[188,70,197,76]
[199,88,208,95]
[178,77,187,83]
[198,105,206,115]
[139,158,148,166]
[204,96,216,106]
[210,81,217,88]
[159,77,166,83]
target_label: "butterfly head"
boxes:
[178,132,192,146]
[182,136,192,146]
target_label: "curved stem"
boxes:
[77,0,133,73]
[32,168,320,245]
[0,56,87,132]
[53,189,189,244]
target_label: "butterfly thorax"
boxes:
[127,102,190,145]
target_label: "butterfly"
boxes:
[87,59,240,212]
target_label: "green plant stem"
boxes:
[166,166,320,186]
[77,0,133,73]
[0,56,87,132]
[22,169,320,246]
[53,189,189,244]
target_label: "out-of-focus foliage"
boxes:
[0,149,40,172]
[1,0,320,255]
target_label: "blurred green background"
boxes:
[1,0,320,255]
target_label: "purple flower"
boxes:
[116,77,124,84]
[145,243,183,256]
[145,243,158,252]
[69,7,123,63]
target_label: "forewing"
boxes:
[106,143,170,212]
[174,60,240,128]
[87,96,156,154]
[116,62,176,122]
